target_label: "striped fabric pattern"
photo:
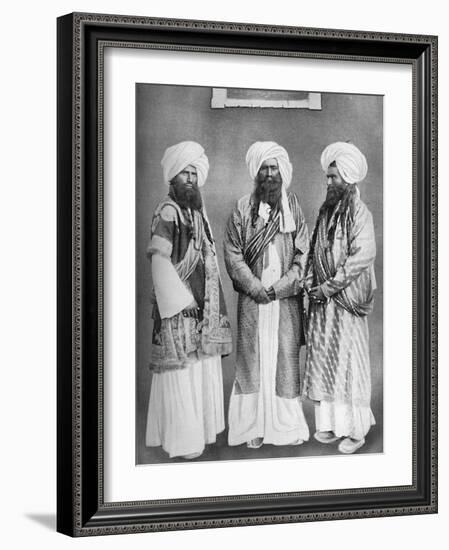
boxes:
[243,208,281,271]
[303,300,371,407]
[303,197,376,408]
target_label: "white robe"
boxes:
[314,402,375,441]
[228,242,310,446]
[145,252,225,458]
[146,355,225,458]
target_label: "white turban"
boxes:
[246,141,295,233]
[320,141,368,184]
[246,141,293,188]
[161,141,209,187]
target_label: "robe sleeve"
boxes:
[147,205,193,319]
[303,259,314,291]
[271,196,310,300]
[321,202,376,298]
[223,203,267,302]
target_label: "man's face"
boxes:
[172,165,198,187]
[170,165,202,209]
[325,165,347,203]
[255,158,283,207]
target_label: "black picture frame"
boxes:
[57,12,438,536]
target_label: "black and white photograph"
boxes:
[1,0,443,546]
[135,84,383,464]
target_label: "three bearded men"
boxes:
[146,139,376,458]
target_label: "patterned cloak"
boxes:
[148,197,232,372]
[303,197,377,407]
[223,192,309,399]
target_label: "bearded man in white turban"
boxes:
[303,141,377,454]
[223,141,310,449]
[145,141,232,459]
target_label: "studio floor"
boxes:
[137,397,383,465]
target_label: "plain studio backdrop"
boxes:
[0,1,446,549]
[135,84,383,464]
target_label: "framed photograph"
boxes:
[57,12,437,536]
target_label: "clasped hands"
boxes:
[255,285,326,305]
[308,285,326,303]
[254,286,276,304]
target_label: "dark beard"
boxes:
[319,185,346,219]
[318,185,357,245]
[306,185,358,283]
[254,172,283,208]
[169,183,203,210]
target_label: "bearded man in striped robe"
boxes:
[224,141,310,449]
[145,141,232,459]
[303,142,377,454]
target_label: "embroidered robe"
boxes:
[148,197,232,371]
[223,192,309,398]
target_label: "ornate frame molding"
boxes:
[57,12,437,537]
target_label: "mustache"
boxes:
[256,172,282,185]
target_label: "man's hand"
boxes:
[309,286,326,303]
[182,299,200,318]
[254,288,271,304]
[266,286,276,302]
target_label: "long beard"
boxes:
[169,184,203,210]
[307,185,357,282]
[317,185,357,247]
[320,185,346,217]
[254,172,283,207]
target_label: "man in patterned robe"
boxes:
[145,141,232,459]
[224,141,310,449]
[303,141,377,454]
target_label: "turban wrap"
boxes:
[246,141,296,233]
[320,141,368,184]
[161,141,209,188]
